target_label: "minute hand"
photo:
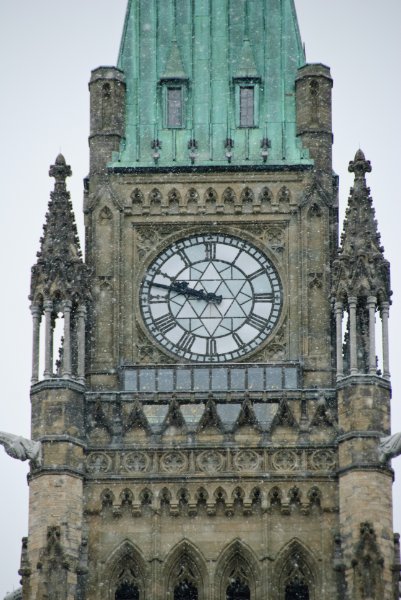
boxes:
[151,281,222,304]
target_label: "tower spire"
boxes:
[114,0,309,168]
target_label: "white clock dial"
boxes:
[140,233,283,362]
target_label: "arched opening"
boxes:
[107,543,145,600]
[165,542,207,600]
[226,578,250,600]
[115,582,139,600]
[174,580,198,600]
[285,580,309,600]
[276,541,316,600]
[216,541,258,600]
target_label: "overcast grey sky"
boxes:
[0,1,400,596]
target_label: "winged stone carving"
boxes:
[378,432,401,463]
[0,431,42,466]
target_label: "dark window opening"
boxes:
[115,583,139,600]
[226,578,250,600]
[174,580,198,600]
[167,87,183,128]
[240,87,254,127]
[285,581,309,600]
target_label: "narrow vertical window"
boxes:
[167,87,183,128]
[240,87,254,127]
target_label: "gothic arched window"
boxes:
[278,544,314,600]
[174,580,198,600]
[226,578,250,600]
[115,582,139,600]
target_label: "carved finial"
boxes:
[49,154,72,192]
[348,149,372,182]
[31,155,90,303]
[332,152,391,305]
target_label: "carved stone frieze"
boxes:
[85,446,337,477]
[233,450,261,472]
[309,449,336,471]
[124,181,306,218]
[122,451,150,473]
[197,450,225,473]
[272,449,298,471]
[160,451,188,473]
[86,452,113,474]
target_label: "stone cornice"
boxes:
[337,463,393,478]
[31,378,85,395]
[40,435,87,448]
[336,374,391,392]
[336,430,385,443]
[28,466,85,481]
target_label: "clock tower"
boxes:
[22,1,400,599]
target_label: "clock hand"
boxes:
[150,281,222,304]
[171,281,223,304]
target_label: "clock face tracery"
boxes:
[140,233,283,362]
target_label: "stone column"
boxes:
[62,300,72,378]
[335,301,344,380]
[367,296,377,375]
[348,296,358,375]
[381,301,390,379]
[43,300,54,378]
[77,305,87,384]
[30,304,42,384]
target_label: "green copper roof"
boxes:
[112,0,311,169]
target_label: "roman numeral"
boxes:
[249,268,266,281]
[205,242,217,260]
[206,338,217,355]
[177,249,191,267]
[247,314,269,332]
[177,331,196,351]
[154,314,176,334]
[254,292,274,302]
[149,295,168,304]
[232,332,244,348]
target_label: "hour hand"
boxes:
[171,281,223,304]
[151,281,222,304]
[178,283,223,304]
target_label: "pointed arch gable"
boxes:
[104,540,148,600]
[87,183,124,213]
[163,539,208,600]
[274,539,319,600]
[299,178,331,211]
[215,539,260,600]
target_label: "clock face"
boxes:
[140,233,283,362]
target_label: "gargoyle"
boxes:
[378,432,401,463]
[0,431,42,466]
